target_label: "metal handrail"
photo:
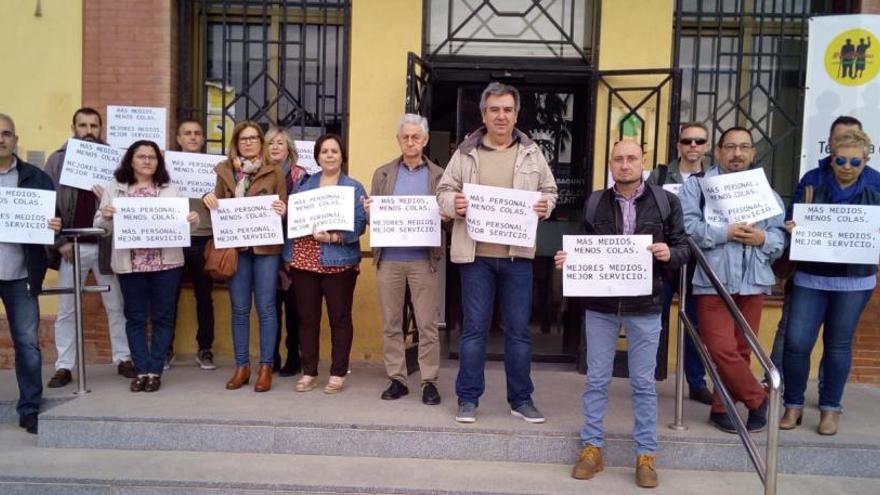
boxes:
[668,237,781,495]
[39,227,110,395]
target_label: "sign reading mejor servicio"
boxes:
[106,105,167,150]
[59,138,122,191]
[211,195,283,249]
[462,183,540,248]
[791,203,880,265]
[369,195,441,248]
[562,235,654,297]
[0,187,57,245]
[112,197,191,249]
[699,168,782,225]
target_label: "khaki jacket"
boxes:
[369,155,445,270]
[212,159,288,255]
[436,128,558,263]
[94,182,187,274]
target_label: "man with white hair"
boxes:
[366,114,445,405]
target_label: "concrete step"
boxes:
[0,425,876,495]
[29,362,880,479]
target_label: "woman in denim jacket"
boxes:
[283,134,366,394]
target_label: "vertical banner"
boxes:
[107,105,168,150]
[800,15,880,177]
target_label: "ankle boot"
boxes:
[225,365,250,390]
[779,407,803,430]
[254,364,273,392]
[817,411,839,435]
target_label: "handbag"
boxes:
[204,239,238,281]
[772,185,814,280]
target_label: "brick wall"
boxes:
[851,282,880,384]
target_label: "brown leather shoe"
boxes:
[226,365,251,390]
[779,407,803,430]
[635,454,659,488]
[254,364,272,392]
[817,411,839,436]
[572,445,603,480]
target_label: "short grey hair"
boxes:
[479,82,520,113]
[0,113,15,134]
[397,113,429,137]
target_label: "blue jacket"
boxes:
[679,165,786,295]
[282,172,367,267]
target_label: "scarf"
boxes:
[823,166,866,204]
[233,157,261,198]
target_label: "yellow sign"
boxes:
[824,28,877,86]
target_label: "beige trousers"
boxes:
[377,260,440,385]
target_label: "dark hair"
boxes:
[679,121,708,135]
[72,107,102,127]
[114,140,170,186]
[717,126,752,147]
[829,115,862,137]
[314,133,347,168]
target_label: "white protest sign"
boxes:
[562,235,654,297]
[287,186,355,238]
[59,138,122,191]
[369,195,441,247]
[295,140,321,175]
[211,195,283,249]
[462,183,540,248]
[791,203,880,265]
[699,169,783,225]
[112,197,190,249]
[107,105,167,149]
[165,151,224,199]
[0,187,57,245]
[662,183,683,195]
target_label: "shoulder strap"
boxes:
[647,184,671,221]
[585,190,605,226]
[657,164,669,186]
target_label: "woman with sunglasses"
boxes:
[203,121,288,392]
[779,128,880,435]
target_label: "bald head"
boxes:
[609,140,645,186]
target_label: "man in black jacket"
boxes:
[555,140,689,489]
[0,113,62,434]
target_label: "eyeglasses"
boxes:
[238,135,260,143]
[0,130,14,139]
[720,143,754,152]
[834,156,864,167]
[679,138,707,145]
[134,155,158,162]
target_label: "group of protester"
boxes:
[1,81,877,490]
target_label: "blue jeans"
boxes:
[456,257,534,408]
[770,280,826,390]
[783,285,873,412]
[661,278,706,390]
[0,278,42,417]
[229,250,279,367]
[582,310,660,455]
[119,268,184,375]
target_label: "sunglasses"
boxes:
[833,156,864,167]
[679,138,707,145]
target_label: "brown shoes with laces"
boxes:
[226,365,251,390]
[635,454,659,488]
[254,364,272,392]
[571,445,604,480]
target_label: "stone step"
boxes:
[0,425,877,495]
[30,363,880,479]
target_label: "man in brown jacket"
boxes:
[367,114,445,405]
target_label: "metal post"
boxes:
[668,264,688,431]
[764,369,782,495]
[71,234,89,395]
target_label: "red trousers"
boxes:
[696,294,768,414]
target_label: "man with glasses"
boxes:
[646,122,712,405]
[679,127,786,434]
[43,107,134,388]
[0,113,62,433]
